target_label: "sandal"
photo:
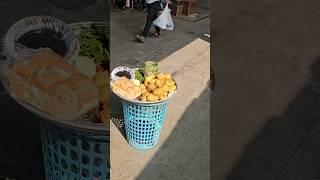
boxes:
[152,32,160,38]
[136,34,145,43]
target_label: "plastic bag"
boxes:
[153,3,174,30]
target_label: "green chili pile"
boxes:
[78,25,109,65]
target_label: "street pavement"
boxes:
[213,0,320,179]
[110,8,210,69]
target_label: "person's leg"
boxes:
[143,0,147,8]
[152,2,161,36]
[153,13,160,34]
[142,3,158,37]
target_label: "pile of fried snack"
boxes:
[139,73,176,102]
[112,67,176,102]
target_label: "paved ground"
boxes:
[213,0,320,179]
[110,8,210,180]
[110,8,210,69]
[0,0,108,179]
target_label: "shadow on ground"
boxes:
[0,84,44,179]
[226,58,320,180]
[110,93,126,140]
[134,82,211,180]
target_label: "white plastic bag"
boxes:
[153,3,174,30]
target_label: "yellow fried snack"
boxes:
[164,73,172,80]
[146,94,154,101]
[169,85,176,93]
[139,72,175,102]
[144,81,149,87]
[140,84,146,89]
[145,75,155,83]
[147,83,157,92]
[150,78,157,85]
[155,79,164,88]
[172,85,177,90]
[162,85,169,92]
[147,94,159,102]
[165,80,172,87]
[140,95,147,102]
[159,93,167,100]
[142,92,151,96]
[141,88,148,94]
[153,87,164,96]
[156,73,166,80]
[99,85,109,103]
[94,71,109,87]
[154,95,160,101]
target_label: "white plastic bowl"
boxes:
[111,66,135,81]
[2,15,79,63]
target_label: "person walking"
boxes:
[142,0,147,11]
[136,0,167,43]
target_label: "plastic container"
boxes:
[111,66,135,81]
[40,120,109,180]
[143,61,158,77]
[111,78,177,150]
[123,100,169,150]
[2,15,79,64]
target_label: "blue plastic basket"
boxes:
[123,100,169,150]
[40,120,110,180]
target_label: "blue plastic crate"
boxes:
[123,101,169,150]
[40,121,110,180]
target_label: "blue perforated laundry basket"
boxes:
[123,100,169,150]
[40,120,110,180]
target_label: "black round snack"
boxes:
[115,70,131,79]
[18,29,68,57]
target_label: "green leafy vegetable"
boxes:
[78,24,109,66]
[134,69,145,83]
